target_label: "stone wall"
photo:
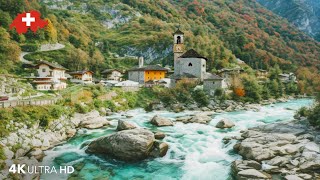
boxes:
[0,99,58,108]
[175,57,206,81]
[203,79,223,95]
[128,71,144,84]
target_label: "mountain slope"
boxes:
[257,0,320,41]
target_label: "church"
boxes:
[171,28,224,95]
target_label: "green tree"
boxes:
[242,77,262,102]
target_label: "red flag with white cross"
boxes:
[9,10,48,34]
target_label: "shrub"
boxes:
[192,89,209,107]
[105,101,116,112]
[159,90,176,107]
[50,105,64,119]
[93,99,104,109]
[20,43,38,52]
[39,114,51,127]
[74,103,90,114]
[307,104,320,128]
[297,107,310,117]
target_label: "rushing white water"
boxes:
[41,98,314,180]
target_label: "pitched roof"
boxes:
[170,73,198,79]
[204,73,223,80]
[35,60,67,70]
[173,28,184,35]
[69,70,93,75]
[128,65,168,72]
[179,49,208,61]
[101,69,122,74]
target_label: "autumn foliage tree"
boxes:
[234,88,245,97]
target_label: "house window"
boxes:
[203,64,205,67]
[212,81,215,84]
[188,63,192,67]
[42,68,46,72]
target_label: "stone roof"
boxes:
[69,70,93,75]
[218,67,243,73]
[173,28,184,35]
[179,49,208,61]
[101,69,122,74]
[204,73,223,80]
[170,73,198,79]
[35,60,67,70]
[128,65,168,72]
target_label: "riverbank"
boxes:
[0,110,110,179]
[231,119,320,180]
[153,95,309,113]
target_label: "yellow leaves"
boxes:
[45,18,57,42]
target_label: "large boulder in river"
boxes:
[116,120,136,131]
[215,119,235,129]
[150,115,173,127]
[86,129,168,162]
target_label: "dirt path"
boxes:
[19,43,65,64]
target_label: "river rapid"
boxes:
[41,98,314,180]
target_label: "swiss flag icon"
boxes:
[10,10,48,34]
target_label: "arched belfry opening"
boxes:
[188,62,192,67]
[177,36,181,44]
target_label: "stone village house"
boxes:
[128,57,168,84]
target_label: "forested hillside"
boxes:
[0,0,319,92]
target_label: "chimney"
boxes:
[139,57,144,67]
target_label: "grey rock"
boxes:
[116,120,136,131]
[3,147,14,160]
[154,132,166,139]
[215,119,235,129]
[150,115,173,127]
[237,169,271,179]
[284,175,303,180]
[150,141,169,157]
[86,129,168,162]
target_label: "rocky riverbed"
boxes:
[0,110,111,179]
[39,98,314,180]
[0,97,314,180]
[152,96,295,113]
[231,119,320,180]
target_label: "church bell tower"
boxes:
[173,28,185,62]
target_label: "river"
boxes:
[41,98,314,180]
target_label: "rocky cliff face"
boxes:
[257,0,320,41]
